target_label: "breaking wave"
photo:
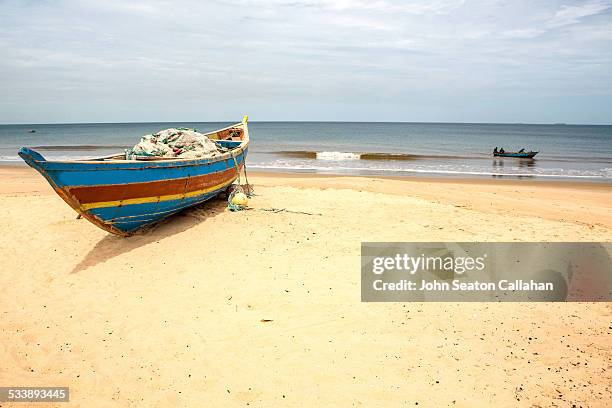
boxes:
[273,151,473,161]
[316,151,361,160]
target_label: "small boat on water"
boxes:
[28,129,36,133]
[493,151,538,158]
[19,116,250,236]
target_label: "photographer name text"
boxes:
[373,279,554,292]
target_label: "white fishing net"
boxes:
[125,128,224,160]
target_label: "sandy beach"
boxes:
[1,166,611,407]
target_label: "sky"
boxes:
[0,0,611,124]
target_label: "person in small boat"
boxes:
[499,148,505,154]
[493,147,498,154]
[518,148,525,153]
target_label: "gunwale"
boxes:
[40,118,249,165]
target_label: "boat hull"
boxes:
[493,152,538,158]
[18,119,250,236]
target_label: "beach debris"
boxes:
[231,192,248,207]
[260,319,273,323]
[125,128,225,160]
[227,185,249,211]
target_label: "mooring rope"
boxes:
[229,151,241,186]
[229,149,253,196]
[227,148,255,211]
[257,207,321,216]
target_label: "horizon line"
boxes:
[1,120,611,126]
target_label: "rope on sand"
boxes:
[257,207,322,216]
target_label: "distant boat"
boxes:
[494,151,538,158]
[19,116,250,236]
[28,129,36,133]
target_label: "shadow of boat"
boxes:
[70,196,228,274]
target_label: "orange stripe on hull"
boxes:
[66,167,239,204]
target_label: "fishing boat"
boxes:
[493,151,538,158]
[19,116,250,236]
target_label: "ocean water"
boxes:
[1,122,611,181]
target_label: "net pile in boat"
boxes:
[125,128,225,160]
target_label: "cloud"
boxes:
[228,0,466,14]
[0,0,611,123]
[550,1,611,27]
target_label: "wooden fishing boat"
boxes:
[19,116,250,236]
[493,151,538,158]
